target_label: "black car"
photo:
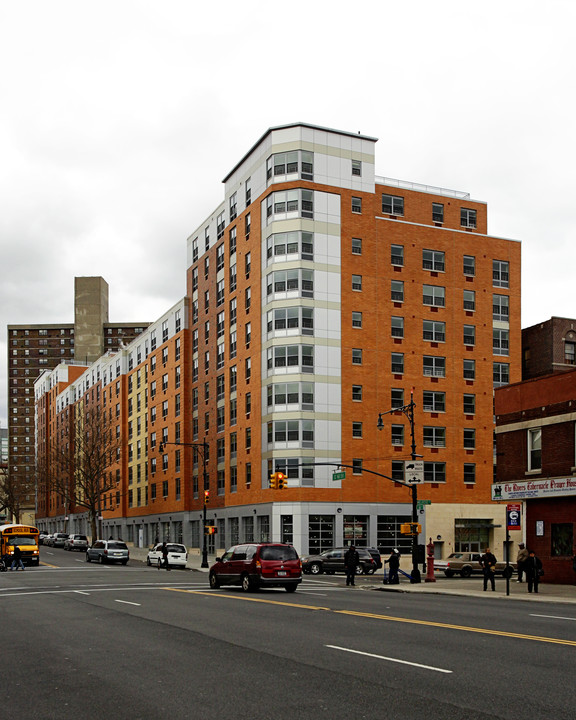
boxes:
[365,547,383,570]
[301,547,377,576]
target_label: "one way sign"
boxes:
[404,460,424,484]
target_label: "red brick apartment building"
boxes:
[494,369,576,583]
[9,277,149,525]
[34,124,521,558]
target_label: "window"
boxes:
[352,385,363,401]
[204,256,210,280]
[424,462,446,483]
[464,359,476,380]
[463,290,476,311]
[192,237,199,263]
[391,316,404,338]
[266,231,313,262]
[352,312,363,329]
[192,267,198,291]
[352,348,363,365]
[352,237,362,255]
[463,428,476,449]
[432,203,444,223]
[528,428,541,471]
[423,250,445,272]
[229,226,237,256]
[267,345,314,373]
[267,150,313,181]
[423,427,446,447]
[267,268,314,298]
[245,252,251,277]
[463,464,476,484]
[352,159,362,176]
[351,197,362,214]
[391,352,404,374]
[216,212,225,240]
[463,325,475,346]
[391,280,404,302]
[352,458,363,475]
[229,192,237,221]
[391,388,404,408]
[463,255,476,276]
[463,394,476,414]
[216,243,225,272]
[423,391,445,413]
[423,285,445,307]
[391,244,404,266]
[493,260,509,288]
[391,425,404,445]
[267,382,314,410]
[382,194,404,216]
[245,212,251,237]
[245,357,251,380]
[267,307,314,336]
[493,362,510,387]
[266,189,313,221]
[423,355,446,377]
[493,329,509,356]
[565,341,576,365]
[461,208,477,228]
[229,298,237,325]
[423,320,445,342]
[352,274,362,291]
[493,294,509,322]
[352,422,363,438]
[551,523,573,557]
[245,322,251,346]
[229,365,237,392]
[245,177,251,207]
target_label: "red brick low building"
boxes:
[494,370,576,584]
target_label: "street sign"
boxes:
[332,471,346,481]
[506,503,521,531]
[416,499,431,509]
[404,460,424,484]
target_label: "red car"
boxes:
[209,543,302,592]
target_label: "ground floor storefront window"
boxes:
[308,515,334,552]
[454,520,491,552]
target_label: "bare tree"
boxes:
[45,402,122,541]
[0,463,34,524]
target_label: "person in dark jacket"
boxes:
[525,550,543,593]
[161,542,171,571]
[385,549,400,585]
[10,545,25,571]
[479,548,497,591]
[344,545,360,586]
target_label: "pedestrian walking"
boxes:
[385,549,400,585]
[525,550,543,594]
[516,543,529,583]
[10,545,25,571]
[479,547,497,591]
[161,542,171,571]
[344,545,360,586]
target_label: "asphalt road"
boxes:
[1,548,575,719]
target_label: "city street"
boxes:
[0,548,574,719]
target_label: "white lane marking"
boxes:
[74,591,90,595]
[530,614,576,621]
[300,592,328,597]
[0,584,208,599]
[326,645,452,674]
[115,599,141,606]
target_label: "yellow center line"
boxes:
[40,562,59,568]
[164,588,576,647]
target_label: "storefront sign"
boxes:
[492,477,576,501]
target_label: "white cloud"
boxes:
[1,0,575,425]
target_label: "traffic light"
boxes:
[204,489,210,504]
[204,525,217,535]
[400,522,422,535]
[276,471,286,489]
[269,472,277,489]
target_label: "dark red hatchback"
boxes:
[209,543,302,592]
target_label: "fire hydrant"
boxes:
[425,537,436,583]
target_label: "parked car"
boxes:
[39,532,49,545]
[301,547,377,576]
[64,534,89,552]
[86,540,129,565]
[435,552,516,578]
[147,543,188,568]
[44,534,55,547]
[365,547,383,571]
[209,543,302,592]
[52,533,71,548]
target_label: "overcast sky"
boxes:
[1,0,574,428]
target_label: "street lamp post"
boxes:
[159,439,210,568]
[377,391,422,584]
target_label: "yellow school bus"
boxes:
[0,524,40,567]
